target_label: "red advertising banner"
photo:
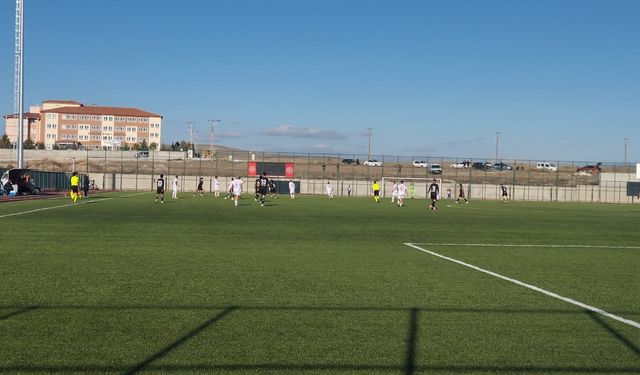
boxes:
[285,163,294,178]
[247,162,257,176]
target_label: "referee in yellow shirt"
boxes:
[70,172,79,203]
[372,180,380,203]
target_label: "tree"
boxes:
[139,139,148,150]
[35,142,45,150]
[132,142,140,151]
[149,142,158,150]
[23,138,35,150]
[0,134,12,149]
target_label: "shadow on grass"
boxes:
[585,310,640,356]
[1,304,639,374]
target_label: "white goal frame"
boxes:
[381,177,442,199]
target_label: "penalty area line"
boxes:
[403,242,640,329]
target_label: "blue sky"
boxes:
[1,0,638,162]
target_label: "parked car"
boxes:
[134,150,149,158]
[472,162,492,170]
[493,162,513,171]
[341,158,359,165]
[428,164,443,174]
[576,162,601,174]
[363,159,383,167]
[536,162,557,172]
[450,162,469,169]
[412,160,428,167]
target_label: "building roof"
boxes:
[3,112,41,120]
[40,106,162,118]
[43,100,82,105]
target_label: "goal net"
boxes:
[381,177,442,199]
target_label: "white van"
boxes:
[536,162,557,172]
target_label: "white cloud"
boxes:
[263,125,347,140]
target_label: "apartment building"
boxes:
[3,100,162,150]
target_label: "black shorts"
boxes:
[156,188,164,194]
[71,186,79,193]
[259,188,268,195]
[374,190,379,196]
[430,193,438,200]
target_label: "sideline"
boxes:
[0,192,149,219]
[404,242,640,329]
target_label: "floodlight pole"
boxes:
[208,118,221,154]
[495,131,501,162]
[15,0,25,168]
[624,138,629,166]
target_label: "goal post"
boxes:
[381,177,442,199]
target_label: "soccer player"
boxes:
[347,184,352,196]
[224,178,234,199]
[396,180,407,207]
[428,178,439,210]
[212,176,220,197]
[257,172,269,206]
[194,177,204,197]
[446,187,452,199]
[155,174,165,203]
[391,181,398,203]
[372,180,380,203]
[171,175,179,199]
[269,179,278,199]
[288,179,296,199]
[501,184,509,202]
[326,181,334,199]
[408,182,415,199]
[456,183,469,204]
[231,176,243,206]
[69,172,79,203]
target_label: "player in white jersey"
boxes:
[391,181,398,203]
[288,180,296,199]
[231,177,243,206]
[212,176,220,197]
[326,181,334,199]
[171,175,179,199]
[396,180,407,207]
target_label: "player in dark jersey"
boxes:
[501,184,509,202]
[428,178,439,210]
[194,177,204,197]
[155,174,165,203]
[257,172,269,206]
[456,183,468,204]
[269,179,278,199]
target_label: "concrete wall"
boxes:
[81,172,639,204]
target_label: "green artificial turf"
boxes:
[1,192,639,374]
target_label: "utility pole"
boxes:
[624,138,629,166]
[495,131,501,162]
[187,121,195,153]
[208,118,221,155]
[367,127,373,160]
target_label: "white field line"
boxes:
[403,242,640,329]
[414,242,640,250]
[0,192,150,219]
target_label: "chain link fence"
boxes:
[0,150,637,203]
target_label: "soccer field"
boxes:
[1,193,639,374]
